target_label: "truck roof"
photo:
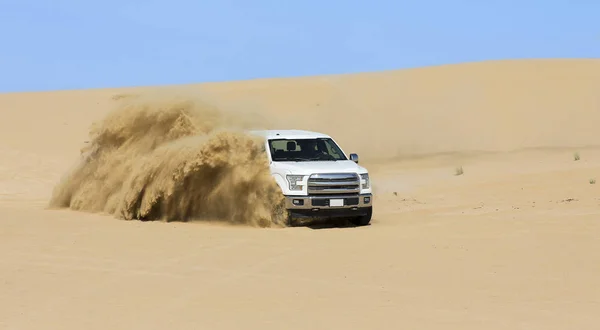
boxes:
[248,129,331,140]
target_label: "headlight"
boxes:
[360,173,370,189]
[286,175,305,191]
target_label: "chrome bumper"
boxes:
[285,193,372,210]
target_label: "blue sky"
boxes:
[1,0,598,92]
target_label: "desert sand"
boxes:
[1,59,600,329]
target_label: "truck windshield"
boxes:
[268,138,348,162]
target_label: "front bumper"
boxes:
[285,193,372,210]
[284,193,372,219]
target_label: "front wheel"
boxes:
[351,207,372,226]
[286,213,297,227]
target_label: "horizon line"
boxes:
[2,57,598,95]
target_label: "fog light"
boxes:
[364,196,371,204]
[292,199,304,206]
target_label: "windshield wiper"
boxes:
[278,157,335,162]
[279,157,309,162]
[297,158,333,162]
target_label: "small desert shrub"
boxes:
[590,178,596,184]
[455,166,464,176]
[574,152,580,161]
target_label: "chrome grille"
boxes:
[307,173,360,195]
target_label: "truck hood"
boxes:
[273,160,368,175]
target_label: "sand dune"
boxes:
[1,59,600,329]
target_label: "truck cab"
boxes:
[249,129,373,226]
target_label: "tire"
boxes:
[351,207,372,226]
[286,213,296,227]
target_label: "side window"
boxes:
[271,140,286,151]
[269,139,299,155]
[324,140,342,159]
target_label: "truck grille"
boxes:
[307,173,360,195]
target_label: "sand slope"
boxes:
[1,59,600,329]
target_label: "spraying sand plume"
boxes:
[49,94,288,227]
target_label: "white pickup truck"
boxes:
[250,129,373,226]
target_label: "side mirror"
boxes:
[349,153,359,164]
